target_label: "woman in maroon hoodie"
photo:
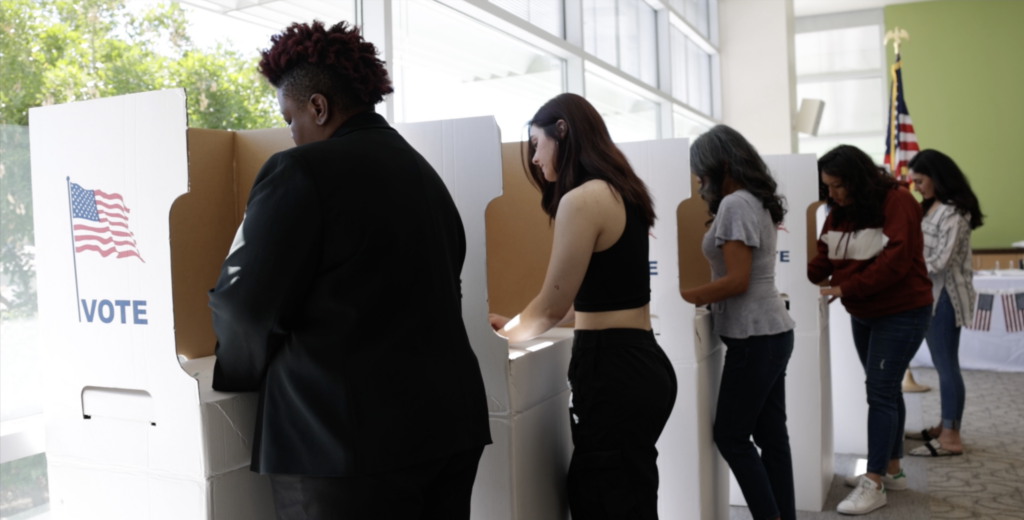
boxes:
[808,145,932,516]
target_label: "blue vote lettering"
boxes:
[80,299,149,324]
[779,251,790,263]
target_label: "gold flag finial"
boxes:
[884,27,910,55]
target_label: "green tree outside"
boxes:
[0,0,281,318]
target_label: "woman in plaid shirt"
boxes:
[905,149,984,457]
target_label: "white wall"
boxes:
[718,0,797,154]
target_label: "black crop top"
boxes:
[573,202,651,312]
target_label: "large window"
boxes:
[582,0,658,88]
[392,0,565,142]
[585,71,660,143]
[795,12,887,162]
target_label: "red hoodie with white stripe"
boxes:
[808,186,933,319]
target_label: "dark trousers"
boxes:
[851,304,930,475]
[567,328,677,520]
[713,330,796,520]
[926,289,966,430]
[268,445,485,520]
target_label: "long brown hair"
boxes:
[525,93,656,227]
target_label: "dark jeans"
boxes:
[714,330,796,520]
[268,445,485,520]
[851,304,931,475]
[567,329,677,520]
[926,289,966,430]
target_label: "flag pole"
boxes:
[66,177,82,322]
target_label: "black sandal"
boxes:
[904,429,933,441]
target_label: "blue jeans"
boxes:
[851,304,930,475]
[714,330,796,520]
[926,289,965,430]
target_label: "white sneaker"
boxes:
[844,469,907,491]
[838,476,887,515]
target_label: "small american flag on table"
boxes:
[70,182,144,262]
[1003,293,1024,333]
[969,293,993,332]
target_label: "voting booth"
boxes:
[679,155,835,513]
[724,155,834,511]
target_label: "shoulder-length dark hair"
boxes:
[689,125,786,225]
[525,93,655,227]
[818,145,897,229]
[908,149,984,229]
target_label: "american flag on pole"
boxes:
[969,293,993,331]
[1003,293,1024,333]
[69,181,144,262]
[884,53,919,184]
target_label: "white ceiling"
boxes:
[793,0,933,18]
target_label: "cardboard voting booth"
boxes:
[30,89,288,520]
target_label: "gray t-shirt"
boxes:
[701,190,795,339]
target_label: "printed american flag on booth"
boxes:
[969,293,993,332]
[70,182,144,262]
[1003,293,1024,333]
[883,53,918,184]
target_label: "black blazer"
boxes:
[210,112,491,476]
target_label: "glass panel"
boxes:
[490,0,565,38]
[670,26,688,104]
[583,0,656,86]
[393,0,565,143]
[582,0,617,65]
[686,38,712,115]
[637,2,658,87]
[797,78,885,135]
[0,125,43,424]
[0,454,49,518]
[673,111,710,141]
[795,25,882,76]
[670,0,709,37]
[585,72,659,143]
[617,0,641,79]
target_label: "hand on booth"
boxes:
[820,285,843,303]
[489,314,511,335]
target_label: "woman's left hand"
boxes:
[820,286,843,301]
[489,314,510,332]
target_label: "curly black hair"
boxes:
[818,145,897,229]
[258,21,393,113]
[689,125,787,225]
[909,149,984,230]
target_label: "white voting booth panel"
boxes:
[618,140,730,520]
[395,119,576,520]
[30,90,276,520]
[726,154,834,512]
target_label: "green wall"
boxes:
[885,1,1024,249]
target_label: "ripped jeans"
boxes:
[851,304,931,475]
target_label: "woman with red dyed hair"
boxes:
[209,21,491,520]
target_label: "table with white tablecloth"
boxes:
[911,269,1024,372]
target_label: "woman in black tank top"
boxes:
[488,94,677,519]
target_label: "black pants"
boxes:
[269,445,485,520]
[567,328,677,520]
[713,330,796,520]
